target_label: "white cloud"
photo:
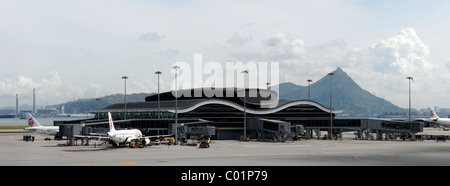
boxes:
[227,33,252,46]
[337,28,436,108]
[0,71,104,107]
[368,28,432,75]
[227,32,343,84]
[132,78,168,95]
[139,32,165,42]
[227,28,438,109]
[159,49,179,58]
[266,32,291,47]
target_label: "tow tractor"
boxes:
[130,138,151,148]
[198,137,211,148]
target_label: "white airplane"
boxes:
[105,112,150,147]
[102,112,172,148]
[428,107,450,127]
[24,113,59,135]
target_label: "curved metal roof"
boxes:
[98,88,342,115]
[100,98,342,115]
[169,98,342,114]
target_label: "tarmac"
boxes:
[1,129,450,166]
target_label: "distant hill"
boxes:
[48,93,153,114]
[277,67,406,116]
[0,104,41,115]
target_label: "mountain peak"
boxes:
[332,67,345,74]
[279,67,404,116]
[326,67,349,80]
[314,67,354,87]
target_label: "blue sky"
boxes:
[0,0,449,110]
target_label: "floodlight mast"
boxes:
[241,70,248,141]
[121,76,128,120]
[406,77,413,122]
[307,79,313,100]
[155,71,162,119]
[327,73,334,140]
[172,66,180,144]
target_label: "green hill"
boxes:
[278,67,406,116]
[49,93,153,114]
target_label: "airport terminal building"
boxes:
[56,88,423,141]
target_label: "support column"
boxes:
[410,133,416,141]
[359,130,364,140]
[313,129,321,140]
[376,130,382,140]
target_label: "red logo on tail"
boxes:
[28,117,34,127]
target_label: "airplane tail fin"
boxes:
[429,107,440,119]
[25,113,43,127]
[108,112,116,131]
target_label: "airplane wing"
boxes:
[142,134,173,139]
[24,128,38,132]
[74,134,110,141]
[389,118,427,122]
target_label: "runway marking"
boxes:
[155,160,168,162]
[315,152,324,154]
[353,154,364,162]
[77,163,91,166]
[381,153,395,156]
[235,154,249,156]
[352,154,380,165]
[121,161,136,164]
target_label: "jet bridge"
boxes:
[248,118,299,142]
[58,124,84,146]
[174,119,215,141]
[297,118,424,140]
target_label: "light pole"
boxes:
[241,70,248,141]
[406,77,413,122]
[307,79,313,100]
[155,71,162,120]
[172,66,180,144]
[121,76,128,120]
[95,98,100,120]
[328,73,334,140]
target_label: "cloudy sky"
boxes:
[1,0,450,110]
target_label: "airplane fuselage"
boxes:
[107,129,143,146]
[24,126,59,135]
[434,118,450,127]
